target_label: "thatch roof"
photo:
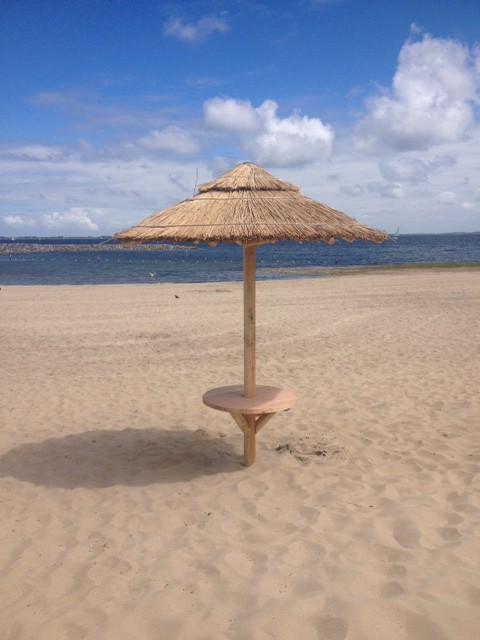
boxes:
[114,163,387,246]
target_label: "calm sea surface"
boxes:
[1,234,478,285]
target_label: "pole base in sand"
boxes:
[203,385,296,466]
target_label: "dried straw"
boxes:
[114,163,388,246]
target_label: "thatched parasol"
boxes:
[114,162,387,465]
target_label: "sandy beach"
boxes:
[1,269,479,640]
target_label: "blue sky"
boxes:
[1,0,479,236]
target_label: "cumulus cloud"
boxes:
[138,126,199,155]
[247,100,334,166]
[203,97,334,167]
[42,208,100,231]
[379,154,456,183]
[164,16,229,43]
[2,215,37,228]
[204,98,261,132]
[355,34,480,153]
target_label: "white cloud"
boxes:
[203,98,261,132]
[370,182,405,199]
[6,144,68,162]
[409,22,424,36]
[379,154,456,183]
[339,181,405,199]
[138,126,199,155]
[338,183,366,197]
[42,208,100,231]
[2,214,36,227]
[164,16,229,43]
[0,146,205,236]
[355,34,480,153]
[247,100,334,167]
[437,191,456,204]
[204,97,334,167]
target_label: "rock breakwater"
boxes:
[0,243,191,255]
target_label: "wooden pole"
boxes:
[243,415,256,466]
[243,245,256,398]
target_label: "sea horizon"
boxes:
[1,232,479,286]
[2,229,479,241]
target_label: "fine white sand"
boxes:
[1,269,479,640]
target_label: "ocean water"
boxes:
[0,234,478,285]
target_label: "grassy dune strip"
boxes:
[265,262,480,277]
[333,262,480,274]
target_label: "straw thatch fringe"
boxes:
[114,163,388,246]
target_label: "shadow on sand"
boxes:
[0,426,242,489]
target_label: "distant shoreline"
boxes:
[0,243,191,255]
[265,262,480,276]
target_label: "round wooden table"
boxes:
[203,385,296,466]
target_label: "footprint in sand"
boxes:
[60,622,88,640]
[314,615,349,640]
[392,519,420,548]
[386,563,408,578]
[380,580,404,597]
[447,491,464,503]
[438,526,461,543]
